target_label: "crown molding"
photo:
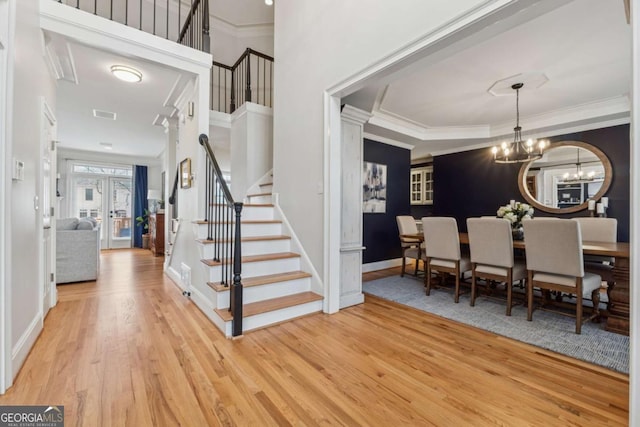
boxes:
[363,132,414,150]
[341,104,371,124]
[210,15,274,38]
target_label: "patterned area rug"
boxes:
[363,275,629,374]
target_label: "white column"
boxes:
[339,105,371,308]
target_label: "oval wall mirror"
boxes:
[517,140,613,214]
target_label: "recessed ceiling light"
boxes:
[265,0,273,5]
[110,65,142,83]
[100,142,113,150]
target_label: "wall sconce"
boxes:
[56,173,61,197]
[187,101,195,118]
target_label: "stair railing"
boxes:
[199,133,244,337]
[55,0,210,52]
[211,48,274,113]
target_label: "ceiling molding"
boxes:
[341,104,371,124]
[369,93,630,144]
[362,132,414,150]
[210,15,274,38]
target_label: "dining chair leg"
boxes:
[425,261,432,296]
[506,270,513,317]
[527,271,534,321]
[454,263,460,303]
[401,252,407,277]
[470,266,476,307]
[591,288,601,323]
[576,278,583,334]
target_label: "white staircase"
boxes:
[194,176,323,337]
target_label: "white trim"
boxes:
[339,293,365,308]
[362,258,403,273]
[231,101,273,121]
[272,199,324,297]
[210,15,273,39]
[166,266,186,291]
[324,91,341,314]
[629,0,639,423]
[209,110,232,129]
[340,104,371,125]
[362,132,414,150]
[0,0,13,395]
[11,313,42,380]
[39,0,212,75]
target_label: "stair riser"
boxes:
[206,257,301,282]
[215,277,312,309]
[241,206,274,221]
[247,195,273,204]
[259,184,273,192]
[240,300,323,334]
[201,239,291,258]
[195,222,282,239]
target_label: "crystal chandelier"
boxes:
[492,83,548,163]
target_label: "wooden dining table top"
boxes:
[401,233,630,258]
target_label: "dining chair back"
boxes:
[523,218,602,333]
[422,217,470,303]
[396,216,424,277]
[467,218,526,315]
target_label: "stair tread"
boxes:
[247,192,272,197]
[207,270,312,292]
[259,182,273,187]
[201,251,300,266]
[194,219,282,225]
[197,235,290,244]
[214,291,322,321]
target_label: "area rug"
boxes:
[363,275,629,374]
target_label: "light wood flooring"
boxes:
[0,251,628,426]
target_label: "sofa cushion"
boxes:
[57,218,79,230]
[84,217,98,227]
[77,219,94,230]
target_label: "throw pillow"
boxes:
[57,218,79,230]
[77,219,94,230]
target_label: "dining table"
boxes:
[402,232,630,335]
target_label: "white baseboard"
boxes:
[166,266,186,291]
[189,285,229,336]
[362,258,403,273]
[11,313,43,380]
[340,292,365,308]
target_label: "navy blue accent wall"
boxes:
[362,139,411,263]
[432,124,630,241]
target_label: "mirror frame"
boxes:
[517,140,613,214]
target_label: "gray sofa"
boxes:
[56,217,101,284]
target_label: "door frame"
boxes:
[40,98,57,315]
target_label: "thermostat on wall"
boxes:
[12,159,24,181]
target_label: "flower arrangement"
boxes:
[497,201,534,231]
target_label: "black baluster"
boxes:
[231,202,243,337]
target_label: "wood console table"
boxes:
[149,213,165,257]
[404,232,630,335]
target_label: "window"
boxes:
[79,209,88,218]
[85,188,93,201]
[410,166,433,205]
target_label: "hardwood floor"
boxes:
[0,251,628,426]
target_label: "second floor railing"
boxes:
[211,48,274,113]
[56,0,210,52]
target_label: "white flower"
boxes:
[497,207,507,217]
[503,212,517,223]
[522,214,532,221]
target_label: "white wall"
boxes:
[8,0,56,380]
[273,0,491,277]
[211,21,273,65]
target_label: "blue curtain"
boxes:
[133,165,148,248]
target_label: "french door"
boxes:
[70,164,133,249]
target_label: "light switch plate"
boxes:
[12,159,24,181]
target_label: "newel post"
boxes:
[231,202,243,337]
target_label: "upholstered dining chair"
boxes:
[522,218,602,334]
[466,217,526,315]
[396,216,425,277]
[573,217,617,307]
[422,217,471,303]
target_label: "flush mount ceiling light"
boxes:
[110,65,142,83]
[491,83,547,164]
[265,0,273,5]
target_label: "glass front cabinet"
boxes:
[410,166,433,205]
